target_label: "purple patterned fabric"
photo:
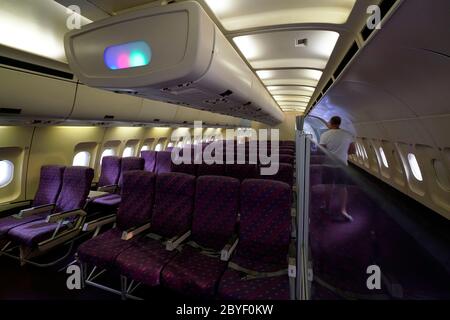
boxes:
[218,268,290,300]
[235,179,292,268]
[172,163,197,176]
[217,179,292,300]
[0,213,49,238]
[280,141,295,147]
[118,157,145,187]
[115,237,177,287]
[196,163,225,177]
[279,148,295,156]
[92,193,121,207]
[97,156,121,187]
[191,176,239,251]
[77,171,156,267]
[155,151,173,174]
[225,164,257,181]
[150,173,195,238]
[116,171,156,231]
[161,245,228,297]
[141,151,157,172]
[7,219,62,247]
[259,163,294,187]
[77,229,136,269]
[33,165,65,207]
[55,167,94,212]
[279,155,295,165]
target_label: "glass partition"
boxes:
[303,138,450,300]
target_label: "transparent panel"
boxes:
[72,151,91,166]
[0,160,14,188]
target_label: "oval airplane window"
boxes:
[100,148,115,165]
[379,147,389,168]
[141,145,150,152]
[408,153,423,181]
[73,151,91,166]
[123,146,135,158]
[360,144,368,159]
[0,160,14,188]
[155,143,163,151]
[433,159,450,191]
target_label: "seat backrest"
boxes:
[141,150,157,172]
[310,155,327,165]
[98,156,121,187]
[33,165,65,207]
[55,167,94,212]
[191,176,240,250]
[155,151,173,174]
[118,157,145,186]
[116,171,156,231]
[150,173,195,238]
[279,154,295,165]
[237,179,292,265]
[197,163,225,177]
[225,164,257,181]
[262,163,294,187]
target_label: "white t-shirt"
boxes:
[319,129,354,164]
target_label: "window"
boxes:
[408,153,423,181]
[0,160,14,188]
[123,146,135,158]
[100,148,115,165]
[361,144,368,159]
[155,143,163,151]
[433,159,450,190]
[141,145,150,152]
[379,147,389,168]
[73,151,91,166]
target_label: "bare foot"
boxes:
[341,211,353,222]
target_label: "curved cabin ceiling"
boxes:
[2,0,378,119]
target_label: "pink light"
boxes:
[117,53,129,69]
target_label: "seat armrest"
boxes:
[97,184,118,193]
[14,204,55,219]
[166,230,191,251]
[82,214,116,232]
[221,234,239,261]
[46,209,87,223]
[88,190,110,200]
[288,240,296,278]
[121,222,151,240]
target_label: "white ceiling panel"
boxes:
[233,30,339,69]
[267,85,315,97]
[274,95,311,103]
[204,0,357,31]
[257,69,323,86]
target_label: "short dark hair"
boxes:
[330,116,341,126]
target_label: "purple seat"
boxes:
[279,148,295,156]
[97,156,121,188]
[280,141,295,148]
[218,179,292,300]
[115,173,195,287]
[141,151,157,172]
[7,167,94,247]
[225,164,257,181]
[77,171,156,269]
[0,165,65,238]
[279,154,295,165]
[259,163,294,187]
[161,176,240,297]
[155,151,173,174]
[92,157,145,209]
[197,163,225,177]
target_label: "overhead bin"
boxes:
[64,1,284,125]
[0,67,76,121]
[138,99,179,124]
[69,84,143,122]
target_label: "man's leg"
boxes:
[339,185,353,221]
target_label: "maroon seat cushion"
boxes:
[161,245,227,297]
[115,237,177,287]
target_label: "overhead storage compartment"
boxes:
[69,84,143,122]
[64,1,284,125]
[138,99,179,124]
[0,67,76,121]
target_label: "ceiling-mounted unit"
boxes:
[64,1,284,125]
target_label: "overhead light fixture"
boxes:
[233,35,259,60]
[273,95,311,103]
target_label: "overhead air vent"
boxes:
[361,0,398,41]
[0,56,74,80]
[295,38,308,47]
[333,42,359,80]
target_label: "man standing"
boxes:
[320,116,356,222]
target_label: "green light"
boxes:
[130,51,148,67]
